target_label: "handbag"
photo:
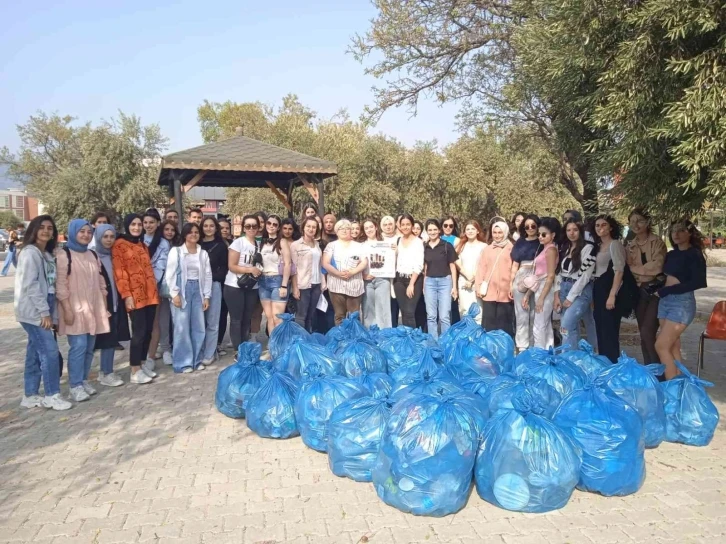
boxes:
[517,243,542,293]
[237,241,262,290]
[162,247,181,299]
[479,247,504,297]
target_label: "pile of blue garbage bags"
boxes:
[215,305,720,517]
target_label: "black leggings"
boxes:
[223,285,259,350]
[482,301,514,338]
[393,275,423,328]
[635,292,660,364]
[129,305,157,367]
[218,296,228,346]
[593,274,621,364]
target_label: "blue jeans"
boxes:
[100,348,115,375]
[658,291,697,326]
[21,322,61,396]
[67,333,96,387]
[1,245,15,275]
[202,282,222,363]
[258,274,288,302]
[171,280,206,372]
[363,277,392,329]
[559,281,597,350]
[424,276,452,340]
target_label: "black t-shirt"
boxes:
[424,240,457,278]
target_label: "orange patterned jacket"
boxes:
[111,238,159,310]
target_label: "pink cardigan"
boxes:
[474,243,513,303]
[55,249,110,336]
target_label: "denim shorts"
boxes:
[258,274,288,302]
[657,291,696,326]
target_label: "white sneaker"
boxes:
[182,368,193,374]
[130,370,152,384]
[144,357,156,371]
[42,394,72,411]
[99,373,123,387]
[70,386,90,402]
[202,358,215,366]
[217,345,227,356]
[154,350,163,360]
[162,351,173,366]
[196,363,206,371]
[20,395,43,408]
[82,380,97,396]
[142,360,158,378]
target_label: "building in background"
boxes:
[0,167,39,223]
[186,187,226,218]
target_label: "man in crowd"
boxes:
[164,209,179,225]
[322,212,337,243]
[188,208,203,225]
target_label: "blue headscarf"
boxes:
[93,224,118,311]
[66,219,92,253]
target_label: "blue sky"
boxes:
[0,0,461,155]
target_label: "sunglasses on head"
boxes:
[243,224,258,230]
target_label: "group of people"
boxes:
[13,204,707,411]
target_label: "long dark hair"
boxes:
[262,214,284,254]
[201,216,223,243]
[180,222,201,245]
[143,211,163,257]
[517,214,541,240]
[628,208,653,235]
[560,218,588,271]
[300,217,320,240]
[255,210,269,239]
[160,220,181,247]
[592,214,623,249]
[242,214,260,242]
[281,218,300,241]
[23,215,58,255]
[441,215,459,237]
[669,219,704,252]
[362,218,382,241]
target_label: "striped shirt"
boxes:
[555,243,596,302]
[324,240,366,297]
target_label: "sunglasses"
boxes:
[538,232,550,238]
[267,221,279,227]
[443,223,454,228]
[525,224,537,230]
[243,224,258,230]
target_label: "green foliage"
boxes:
[200,95,578,222]
[0,211,24,231]
[0,112,168,229]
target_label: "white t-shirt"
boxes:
[185,253,200,280]
[458,241,487,280]
[224,237,260,289]
[310,245,322,285]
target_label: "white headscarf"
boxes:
[491,221,511,247]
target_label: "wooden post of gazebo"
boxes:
[157,134,336,222]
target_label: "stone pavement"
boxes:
[0,271,725,544]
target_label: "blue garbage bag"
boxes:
[475,390,582,512]
[474,373,562,420]
[356,372,394,399]
[379,329,427,374]
[368,324,382,344]
[294,373,368,451]
[439,303,482,356]
[515,348,586,398]
[511,347,550,376]
[390,365,462,401]
[337,338,388,377]
[340,311,370,341]
[274,337,342,381]
[553,383,645,496]
[268,313,310,359]
[559,340,610,380]
[445,337,500,383]
[411,328,440,350]
[598,352,666,448]
[372,390,487,516]
[215,342,272,418]
[310,332,328,346]
[661,361,719,446]
[391,347,444,383]
[475,330,515,372]
[328,396,393,482]
[246,370,299,438]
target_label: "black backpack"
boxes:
[63,246,101,277]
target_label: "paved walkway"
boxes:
[0,271,724,544]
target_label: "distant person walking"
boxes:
[1,225,21,276]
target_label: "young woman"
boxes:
[291,217,325,332]
[200,217,228,365]
[165,222,212,373]
[281,218,299,242]
[2,226,20,276]
[591,215,628,363]
[143,210,170,372]
[380,215,401,326]
[217,217,233,354]
[93,224,129,387]
[258,214,292,335]
[55,219,110,402]
[475,221,514,336]
[157,220,179,365]
[322,219,369,325]
[510,214,541,352]
[554,219,597,350]
[15,216,72,410]
[224,215,262,351]
[350,221,362,242]
[511,213,525,241]
[441,215,461,324]
[626,209,667,364]
[455,220,487,322]
[655,220,707,379]
[412,220,425,240]
[362,219,394,328]
[301,203,318,223]
[112,214,159,384]
[423,219,458,340]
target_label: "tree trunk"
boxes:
[576,164,599,219]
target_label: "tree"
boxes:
[1,112,168,228]
[0,211,24,231]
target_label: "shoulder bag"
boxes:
[479,247,504,297]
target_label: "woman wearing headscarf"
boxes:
[112,214,159,384]
[475,220,514,336]
[55,219,110,402]
[93,224,130,387]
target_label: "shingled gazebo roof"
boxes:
[156,134,338,189]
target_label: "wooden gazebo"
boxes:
[156,131,337,219]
